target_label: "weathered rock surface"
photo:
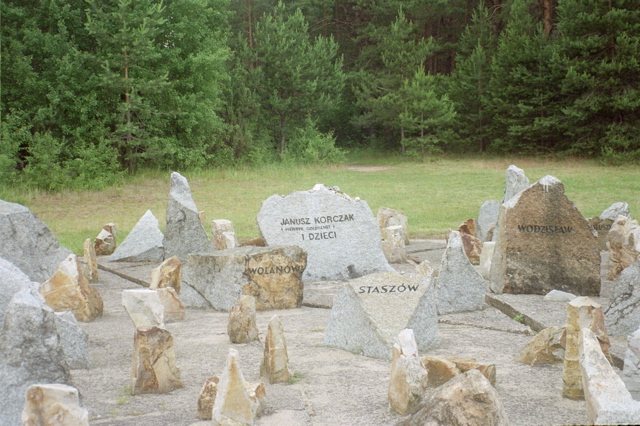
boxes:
[131,327,182,394]
[622,326,640,400]
[454,221,483,265]
[212,348,263,425]
[605,261,640,337]
[563,297,611,400]
[0,199,71,282]
[601,202,630,221]
[156,287,185,322]
[324,271,438,360]
[211,219,238,250]
[544,290,576,302]
[260,315,291,384]
[94,227,116,256]
[422,355,496,387]
[0,256,34,326]
[149,256,181,293]
[404,369,509,426]
[377,207,410,245]
[503,164,530,203]
[479,241,495,280]
[490,175,600,296]
[588,216,614,252]
[163,172,216,261]
[580,328,640,424]
[82,237,99,282]
[257,184,392,281]
[122,289,165,329]
[228,295,259,344]
[414,259,434,279]
[40,254,104,322]
[196,376,220,420]
[110,210,164,262]
[21,383,89,426]
[182,245,306,311]
[516,326,566,365]
[388,329,428,415]
[0,285,71,426]
[607,215,640,280]
[477,200,500,242]
[435,231,486,315]
[55,311,90,369]
[381,225,407,263]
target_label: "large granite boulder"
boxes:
[110,210,164,262]
[489,175,600,296]
[324,271,438,360]
[605,261,640,337]
[182,245,306,311]
[163,172,216,261]
[257,184,392,281]
[0,199,71,282]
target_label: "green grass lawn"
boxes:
[2,155,639,254]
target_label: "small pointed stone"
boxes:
[82,238,98,282]
[381,225,407,263]
[156,287,185,322]
[150,256,182,293]
[228,295,259,344]
[414,259,434,278]
[260,315,291,384]
[122,289,165,329]
[516,326,566,365]
[21,384,89,425]
[196,376,219,420]
[131,327,183,394]
[94,226,116,256]
[388,329,428,415]
[212,219,239,250]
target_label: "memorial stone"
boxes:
[490,175,600,296]
[377,207,410,245]
[94,227,116,256]
[21,384,89,426]
[211,219,239,250]
[0,257,34,326]
[149,256,182,293]
[388,329,428,415]
[454,220,482,265]
[156,287,185,322]
[592,201,629,252]
[381,225,407,263]
[182,245,306,311]
[601,202,630,221]
[605,261,640,337]
[503,165,530,202]
[163,172,216,261]
[131,327,183,394]
[479,241,495,280]
[421,355,496,387]
[477,200,500,242]
[122,289,165,329]
[607,215,640,280]
[435,231,486,315]
[196,376,220,420]
[110,210,164,262]
[82,238,98,282]
[324,271,438,360]
[257,184,392,281]
[55,311,91,369]
[0,199,71,283]
[622,326,640,400]
[260,315,292,383]
[516,326,565,365]
[228,295,259,344]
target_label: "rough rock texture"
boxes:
[0,256,34,326]
[0,285,71,426]
[435,231,486,315]
[211,219,238,250]
[0,199,71,282]
[156,287,185,322]
[377,207,410,245]
[605,261,640,337]
[149,256,182,293]
[544,290,576,302]
[388,329,428,415]
[110,210,164,262]
[260,315,291,383]
[228,295,259,344]
[601,202,630,221]
[503,165,530,203]
[516,326,566,365]
[122,289,165,329]
[405,369,509,426]
[580,328,640,424]
[40,254,104,322]
[324,271,438,360]
[622,327,640,400]
[163,172,216,261]
[131,327,183,394]
[563,297,611,400]
[490,175,600,296]
[55,311,90,369]
[414,259,434,278]
[477,200,500,242]
[588,217,614,252]
[257,184,393,281]
[82,238,99,282]
[421,355,496,387]
[94,227,116,256]
[196,376,220,420]
[182,245,306,311]
[479,242,495,280]
[453,221,483,265]
[607,215,640,280]
[21,384,89,426]
[212,348,263,425]
[381,225,407,263]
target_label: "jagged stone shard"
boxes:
[388,329,428,415]
[0,199,71,282]
[82,238,99,282]
[94,227,116,256]
[182,245,306,311]
[601,202,630,221]
[563,297,611,400]
[622,326,640,400]
[211,219,239,250]
[516,326,565,366]
[407,369,510,426]
[21,384,89,426]
[477,200,500,242]
[150,256,182,293]
[503,164,530,203]
[324,271,438,360]
[163,171,216,261]
[260,315,291,383]
[122,289,165,329]
[257,184,392,281]
[196,376,220,420]
[131,327,183,394]
[156,287,185,323]
[40,254,104,322]
[381,225,407,263]
[421,355,496,388]
[479,241,495,280]
[605,260,640,337]
[110,209,164,262]
[377,207,410,245]
[490,175,600,296]
[435,231,486,315]
[228,295,259,344]
[0,256,34,326]
[607,215,640,280]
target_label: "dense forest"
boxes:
[2,0,639,189]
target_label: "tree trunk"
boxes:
[124,51,134,173]
[400,126,405,156]
[279,115,286,154]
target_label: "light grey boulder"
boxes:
[54,311,90,369]
[435,231,486,315]
[477,200,500,242]
[257,184,392,281]
[503,165,530,203]
[0,257,35,327]
[605,261,640,337]
[0,199,71,282]
[163,172,216,261]
[110,210,164,262]
[601,202,630,221]
[622,326,640,400]
[0,285,71,425]
[544,289,577,303]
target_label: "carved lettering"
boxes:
[247,265,304,275]
[356,284,419,294]
[517,224,573,234]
